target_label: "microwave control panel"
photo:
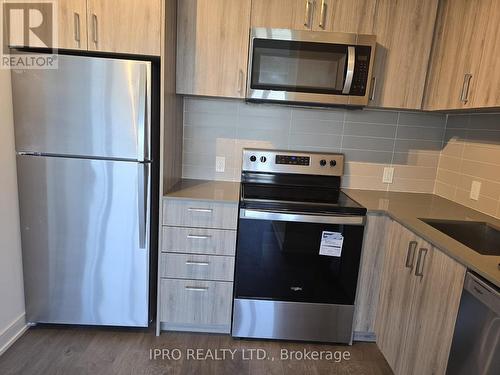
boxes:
[350,46,372,96]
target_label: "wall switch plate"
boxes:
[215,156,225,173]
[470,181,481,201]
[383,167,394,184]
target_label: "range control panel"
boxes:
[242,149,344,176]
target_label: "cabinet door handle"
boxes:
[73,13,80,45]
[187,234,212,239]
[415,248,428,277]
[187,208,213,213]
[460,73,472,103]
[369,76,377,101]
[304,0,313,27]
[185,260,210,266]
[185,286,209,292]
[92,14,98,45]
[319,0,327,29]
[405,241,418,269]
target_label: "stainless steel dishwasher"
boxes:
[446,272,500,375]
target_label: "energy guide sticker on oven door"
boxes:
[319,231,344,257]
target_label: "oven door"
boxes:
[234,209,365,305]
[246,28,375,106]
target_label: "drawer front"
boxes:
[160,253,235,281]
[162,227,237,256]
[160,279,233,327]
[162,199,238,229]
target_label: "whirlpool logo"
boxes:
[1,0,58,69]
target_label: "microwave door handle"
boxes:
[342,46,356,94]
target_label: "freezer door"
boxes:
[12,54,150,161]
[17,155,150,327]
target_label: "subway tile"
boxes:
[342,149,393,164]
[291,107,345,121]
[436,168,461,187]
[343,122,397,138]
[398,112,446,128]
[434,181,456,200]
[345,109,398,124]
[289,133,342,149]
[457,175,500,201]
[454,188,498,218]
[344,162,386,177]
[389,178,435,193]
[394,139,443,153]
[287,145,341,153]
[465,129,500,144]
[393,165,437,180]
[290,119,343,134]
[441,140,464,159]
[396,125,445,142]
[341,175,389,191]
[446,114,470,129]
[467,113,500,130]
[438,155,462,173]
[462,144,500,165]
[184,97,239,114]
[238,102,292,119]
[237,115,290,130]
[461,159,500,183]
[236,128,288,147]
[183,125,237,140]
[184,112,238,128]
[342,136,395,152]
[392,151,440,167]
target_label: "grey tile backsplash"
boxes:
[182,97,448,193]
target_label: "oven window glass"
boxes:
[251,39,348,94]
[234,218,364,305]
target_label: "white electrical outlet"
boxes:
[470,180,481,201]
[383,167,394,184]
[215,156,225,173]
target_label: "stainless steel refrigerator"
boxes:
[11,53,158,327]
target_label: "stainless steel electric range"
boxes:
[232,149,367,344]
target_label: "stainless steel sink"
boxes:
[420,218,500,256]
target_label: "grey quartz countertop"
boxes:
[164,179,240,203]
[344,189,500,288]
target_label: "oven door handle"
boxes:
[342,46,356,94]
[239,209,365,225]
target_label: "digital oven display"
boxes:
[275,155,310,166]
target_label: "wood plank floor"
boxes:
[0,326,393,375]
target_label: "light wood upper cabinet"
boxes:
[470,0,500,108]
[423,0,492,110]
[177,0,251,98]
[376,220,466,375]
[87,0,161,55]
[369,0,439,109]
[250,0,311,30]
[314,0,376,33]
[251,0,376,33]
[57,0,88,50]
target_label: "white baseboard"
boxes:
[0,313,28,356]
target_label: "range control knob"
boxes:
[250,155,257,162]
[260,156,267,163]
[330,160,337,167]
[320,159,327,166]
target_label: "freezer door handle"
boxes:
[138,163,149,249]
[136,66,149,162]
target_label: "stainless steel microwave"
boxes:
[246,28,376,107]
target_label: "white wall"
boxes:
[0,68,26,355]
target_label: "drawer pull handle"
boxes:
[188,208,213,213]
[415,248,428,277]
[187,234,212,239]
[185,286,208,292]
[186,261,210,266]
[405,241,418,269]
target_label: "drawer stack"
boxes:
[159,198,238,333]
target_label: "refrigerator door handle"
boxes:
[136,66,148,162]
[138,163,149,249]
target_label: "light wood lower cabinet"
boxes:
[353,214,389,339]
[160,278,233,332]
[375,220,466,375]
[159,197,237,334]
